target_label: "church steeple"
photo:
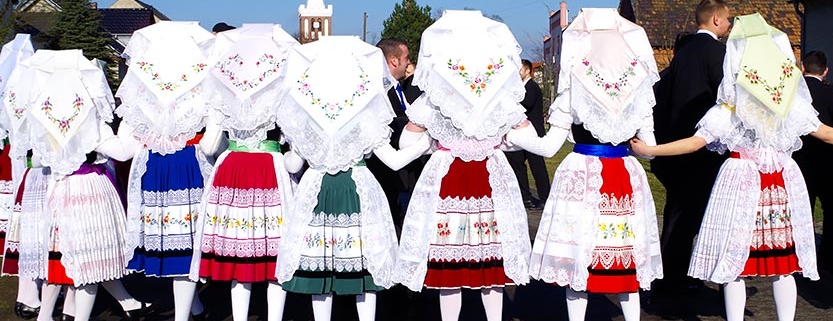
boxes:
[298,0,333,43]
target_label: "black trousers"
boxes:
[506,150,550,201]
[652,152,724,293]
[797,160,833,271]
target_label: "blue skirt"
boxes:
[127,146,205,277]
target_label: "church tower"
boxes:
[298,0,333,44]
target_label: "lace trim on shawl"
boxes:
[411,66,525,139]
[204,76,286,148]
[407,96,525,162]
[275,92,392,174]
[30,109,110,178]
[115,74,209,155]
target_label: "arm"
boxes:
[634,115,657,159]
[505,120,569,158]
[200,112,226,156]
[96,123,141,162]
[630,136,707,157]
[810,123,833,144]
[283,149,305,174]
[373,131,430,171]
[398,124,430,153]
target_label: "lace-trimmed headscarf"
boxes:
[554,8,659,144]
[206,24,299,148]
[275,36,396,174]
[412,10,525,139]
[115,21,216,154]
[0,34,34,144]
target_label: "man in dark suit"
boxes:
[367,38,423,236]
[650,0,732,298]
[793,51,833,273]
[506,59,550,210]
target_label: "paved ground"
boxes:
[1,210,831,320]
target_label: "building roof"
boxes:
[98,8,154,35]
[633,0,801,47]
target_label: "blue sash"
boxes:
[573,144,628,158]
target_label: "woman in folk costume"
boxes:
[0,33,41,319]
[189,24,298,321]
[394,10,532,321]
[115,21,220,321]
[12,49,145,321]
[631,13,833,321]
[275,36,430,321]
[505,9,662,321]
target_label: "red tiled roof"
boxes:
[632,0,801,47]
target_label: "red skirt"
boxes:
[0,144,13,254]
[585,157,639,294]
[1,167,26,275]
[424,158,512,289]
[199,151,283,283]
[740,170,801,277]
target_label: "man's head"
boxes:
[519,59,533,81]
[376,38,410,80]
[212,22,236,35]
[803,51,829,78]
[695,0,732,38]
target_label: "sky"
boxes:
[124,0,619,61]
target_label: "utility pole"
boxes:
[362,12,368,42]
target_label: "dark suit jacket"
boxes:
[794,76,833,165]
[522,79,546,137]
[651,33,728,182]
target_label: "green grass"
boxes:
[529,142,822,222]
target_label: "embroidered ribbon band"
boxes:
[228,140,282,153]
[573,143,628,158]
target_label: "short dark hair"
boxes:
[376,38,407,59]
[521,59,533,71]
[695,0,728,25]
[803,51,828,75]
[212,22,236,33]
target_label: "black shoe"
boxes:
[62,314,75,321]
[14,302,39,319]
[123,302,156,321]
[524,198,543,210]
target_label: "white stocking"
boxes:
[356,292,376,321]
[230,280,252,321]
[311,294,333,321]
[74,284,99,321]
[481,287,503,321]
[772,275,796,321]
[724,278,747,321]
[439,289,462,321]
[17,277,42,308]
[36,284,62,321]
[618,292,640,321]
[565,288,588,321]
[172,277,198,321]
[64,286,76,317]
[266,281,287,321]
[101,279,141,311]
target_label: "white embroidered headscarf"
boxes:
[20,50,115,176]
[115,21,216,154]
[555,8,659,144]
[412,10,525,140]
[206,23,299,148]
[275,36,396,174]
[0,34,34,144]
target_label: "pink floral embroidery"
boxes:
[741,60,796,105]
[297,67,371,120]
[582,58,638,98]
[41,94,83,134]
[215,53,283,92]
[447,58,504,97]
[8,92,25,120]
[134,60,204,92]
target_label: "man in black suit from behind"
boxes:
[793,51,833,274]
[367,38,423,236]
[650,0,732,299]
[506,59,550,210]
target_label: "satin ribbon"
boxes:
[573,143,628,158]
